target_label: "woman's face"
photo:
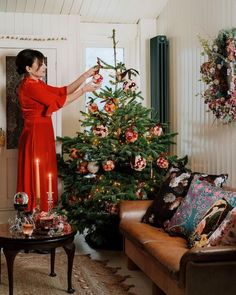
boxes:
[26,58,47,80]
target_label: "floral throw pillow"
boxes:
[141,166,228,227]
[188,198,232,248]
[142,167,192,226]
[165,179,236,238]
[208,207,236,246]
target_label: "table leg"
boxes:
[3,248,19,295]
[63,242,75,294]
[0,247,1,284]
[49,248,56,277]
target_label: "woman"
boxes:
[15,49,100,212]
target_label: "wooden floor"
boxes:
[74,232,152,295]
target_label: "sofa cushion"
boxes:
[142,167,228,228]
[120,220,187,248]
[188,198,232,248]
[208,207,236,246]
[166,179,236,238]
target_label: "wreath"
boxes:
[199,28,236,124]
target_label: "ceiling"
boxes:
[0,0,168,24]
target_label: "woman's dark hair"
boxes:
[15,49,45,75]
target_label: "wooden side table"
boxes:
[0,223,76,295]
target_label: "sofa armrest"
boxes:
[119,200,153,222]
[179,245,236,287]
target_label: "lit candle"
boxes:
[48,173,53,201]
[35,159,41,208]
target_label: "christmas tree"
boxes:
[56,30,187,249]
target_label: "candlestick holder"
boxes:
[47,191,54,211]
[36,198,41,211]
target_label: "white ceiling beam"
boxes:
[25,0,36,13]
[43,0,55,13]
[15,0,27,12]
[0,0,167,23]
[69,0,83,15]
[33,0,46,13]
[6,0,17,12]
[79,0,92,18]
[0,0,7,12]
[51,0,64,14]
[60,0,73,14]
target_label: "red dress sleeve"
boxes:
[21,79,67,116]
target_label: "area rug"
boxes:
[0,252,136,295]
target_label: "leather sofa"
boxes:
[119,199,236,295]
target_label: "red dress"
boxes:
[17,77,67,212]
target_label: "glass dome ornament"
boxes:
[14,192,29,211]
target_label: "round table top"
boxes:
[0,223,76,243]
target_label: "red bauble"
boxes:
[156,157,169,169]
[103,160,115,171]
[104,101,116,114]
[131,155,147,171]
[88,102,99,113]
[93,125,108,137]
[77,161,88,174]
[70,148,79,159]
[125,128,138,143]
[93,73,103,84]
[151,125,163,136]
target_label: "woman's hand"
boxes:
[64,81,101,107]
[84,66,99,79]
[82,81,101,94]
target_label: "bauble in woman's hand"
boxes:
[93,73,103,84]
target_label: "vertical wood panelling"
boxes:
[157,0,236,187]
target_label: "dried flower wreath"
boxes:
[199,28,236,123]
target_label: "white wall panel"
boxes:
[157,0,236,187]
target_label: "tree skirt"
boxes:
[0,252,136,295]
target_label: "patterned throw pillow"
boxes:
[208,207,236,246]
[142,167,192,226]
[166,179,236,238]
[188,198,232,248]
[141,166,228,227]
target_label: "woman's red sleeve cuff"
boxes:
[45,86,67,116]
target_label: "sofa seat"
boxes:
[120,220,188,277]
